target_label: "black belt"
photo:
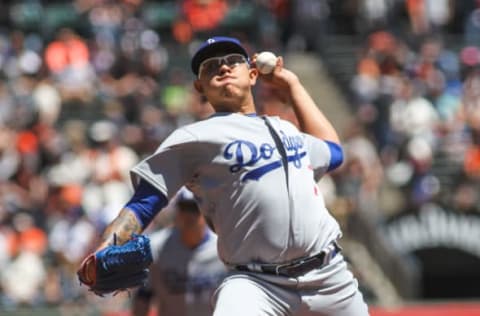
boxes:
[233,241,341,278]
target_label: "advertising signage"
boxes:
[381,203,480,298]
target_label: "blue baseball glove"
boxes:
[77,234,153,296]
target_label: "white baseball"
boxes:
[256,51,277,74]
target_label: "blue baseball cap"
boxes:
[191,36,249,76]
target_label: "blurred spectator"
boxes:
[182,0,229,33]
[335,121,384,216]
[48,185,96,269]
[434,50,462,122]
[460,46,480,83]
[44,28,95,104]
[161,68,191,116]
[355,0,391,34]
[462,68,480,129]
[425,0,452,33]
[2,31,43,79]
[406,0,430,35]
[286,0,330,52]
[351,56,381,104]
[32,78,62,126]
[451,179,480,213]
[82,120,139,226]
[0,127,20,181]
[405,0,453,39]
[1,212,47,306]
[389,77,439,145]
[464,0,480,45]
[87,2,125,48]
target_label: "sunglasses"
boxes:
[198,53,248,77]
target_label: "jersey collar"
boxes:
[209,112,257,118]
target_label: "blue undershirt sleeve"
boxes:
[325,141,344,171]
[125,179,168,229]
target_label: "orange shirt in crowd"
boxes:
[464,146,480,177]
[182,0,228,31]
[45,37,89,73]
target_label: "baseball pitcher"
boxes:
[78,36,370,316]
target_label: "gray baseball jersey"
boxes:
[131,113,341,265]
[147,228,226,316]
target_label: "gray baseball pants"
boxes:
[212,254,370,316]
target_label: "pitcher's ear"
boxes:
[249,67,258,84]
[194,80,203,94]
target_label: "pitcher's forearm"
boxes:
[288,78,340,144]
[98,208,143,249]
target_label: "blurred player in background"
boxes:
[131,187,226,316]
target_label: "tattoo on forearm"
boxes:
[100,208,143,246]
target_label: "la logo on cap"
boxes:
[207,38,216,44]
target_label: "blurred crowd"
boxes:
[0,0,478,312]
[334,0,480,222]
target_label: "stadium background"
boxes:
[0,0,479,315]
